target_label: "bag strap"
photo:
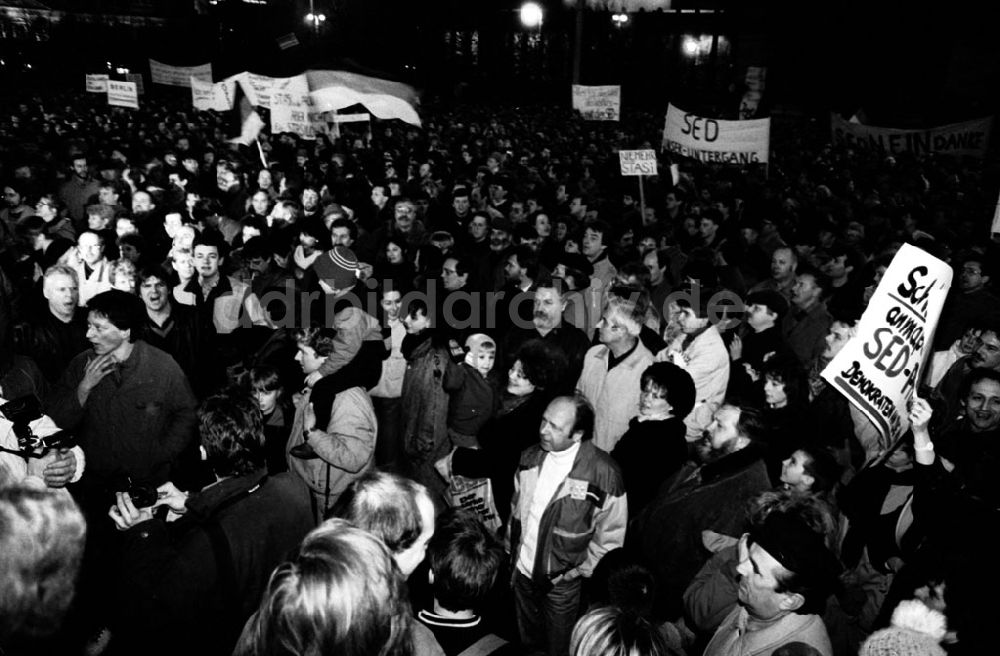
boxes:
[456,633,509,656]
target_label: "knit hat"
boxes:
[312,246,358,291]
[860,600,948,656]
[465,333,496,356]
[746,289,790,319]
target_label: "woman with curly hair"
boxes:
[450,338,569,525]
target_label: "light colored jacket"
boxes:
[286,387,376,521]
[703,606,833,656]
[510,440,627,584]
[576,341,654,452]
[74,259,112,306]
[0,396,84,489]
[659,325,730,441]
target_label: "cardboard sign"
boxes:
[269,74,328,139]
[619,149,658,176]
[572,85,621,121]
[662,104,770,164]
[107,81,139,109]
[85,74,109,93]
[831,114,992,158]
[821,244,953,445]
[126,73,145,95]
[149,59,212,88]
[191,77,236,112]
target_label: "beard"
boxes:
[695,436,739,465]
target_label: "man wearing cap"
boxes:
[303,245,385,430]
[702,508,841,656]
[374,197,427,255]
[728,290,792,403]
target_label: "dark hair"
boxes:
[514,339,569,392]
[330,217,358,243]
[427,509,504,613]
[731,404,766,443]
[86,290,145,339]
[137,263,171,286]
[242,236,273,260]
[192,230,230,260]
[198,391,266,478]
[584,219,611,245]
[509,245,540,281]
[797,445,842,495]
[761,356,808,409]
[796,265,832,296]
[641,362,696,419]
[959,367,1000,401]
[333,471,430,554]
[294,327,338,357]
[248,365,283,394]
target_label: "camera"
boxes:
[127,484,160,509]
[0,395,76,457]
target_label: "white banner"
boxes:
[821,244,953,445]
[126,73,145,95]
[227,72,300,109]
[107,81,139,109]
[149,59,213,88]
[85,74,108,93]
[335,112,371,124]
[191,77,236,112]
[662,103,771,164]
[831,114,992,158]
[268,74,328,140]
[619,149,658,176]
[572,85,621,121]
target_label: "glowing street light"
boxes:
[611,13,629,26]
[519,2,543,29]
[305,0,326,36]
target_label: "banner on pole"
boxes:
[739,66,766,119]
[662,104,770,164]
[831,114,992,158]
[107,81,139,109]
[269,74,328,139]
[126,73,145,95]
[821,244,952,445]
[149,60,213,88]
[571,85,621,121]
[86,74,109,93]
[191,77,236,111]
[619,149,658,176]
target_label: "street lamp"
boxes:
[519,2,543,29]
[611,13,629,27]
[305,0,326,36]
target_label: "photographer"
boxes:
[0,395,81,490]
[106,391,313,656]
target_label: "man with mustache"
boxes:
[628,403,771,621]
[503,277,590,388]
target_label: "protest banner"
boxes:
[662,104,770,164]
[619,149,658,176]
[149,59,213,88]
[821,243,952,446]
[269,74,328,139]
[335,112,371,124]
[191,77,236,112]
[308,70,421,126]
[126,73,145,95]
[85,74,108,93]
[107,81,139,109]
[571,85,621,121]
[831,114,992,158]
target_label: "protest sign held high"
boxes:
[619,149,658,176]
[267,74,329,140]
[831,114,992,158]
[571,85,621,121]
[85,74,108,93]
[191,77,236,112]
[126,73,145,95]
[107,81,139,110]
[821,244,952,445]
[662,103,770,164]
[149,59,213,88]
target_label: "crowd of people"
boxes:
[1,89,998,656]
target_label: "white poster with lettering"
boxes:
[662,104,770,164]
[572,85,621,121]
[619,149,658,176]
[86,74,109,93]
[821,244,952,445]
[107,81,139,109]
